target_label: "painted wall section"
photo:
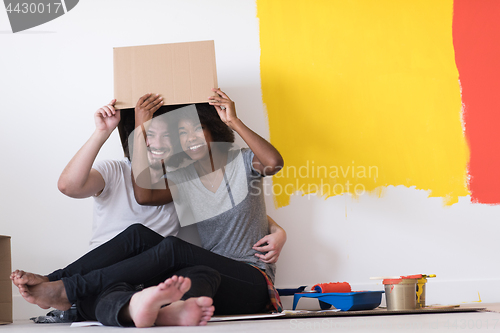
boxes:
[257,0,470,207]
[453,0,500,205]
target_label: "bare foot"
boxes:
[127,276,191,328]
[10,270,49,288]
[155,297,214,326]
[19,280,71,311]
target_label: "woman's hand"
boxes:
[95,99,120,134]
[135,93,164,125]
[252,229,287,264]
[208,88,239,129]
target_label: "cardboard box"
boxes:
[114,40,218,109]
[0,236,12,325]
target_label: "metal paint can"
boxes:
[383,278,418,311]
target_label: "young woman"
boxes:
[129,88,285,314]
[12,89,285,326]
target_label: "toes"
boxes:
[163,278,173,287]
[158,277,174,290]
[201,313,212,320]
[174,277,183,289]
[202,306,214,317]
[10,270,22,284]
[196,296,213,307]
[179,277,191,294]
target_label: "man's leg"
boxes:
[82,277,213,327]
[47,224,164,281]
[12,224,164,289]
[150,266,221,300]
[86,276,188,327]
[24,236,269,314]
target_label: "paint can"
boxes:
[383,277,418,311]
[416,276,427,308]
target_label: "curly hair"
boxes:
[194,103,235,143]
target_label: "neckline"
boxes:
[194,150,230,194]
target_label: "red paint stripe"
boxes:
[453,0,500,204]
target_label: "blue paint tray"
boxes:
[292,291,384,311]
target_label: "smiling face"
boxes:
[145,117,172,170]
[178,118,213,161]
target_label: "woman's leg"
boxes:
[76,282,135,325]
[47,224,164,281]
[88,278,215,327]
[63,236,269,314]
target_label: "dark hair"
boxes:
[117,103,234,164]
[194,103,235,143]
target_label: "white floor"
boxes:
[3,310,500,333]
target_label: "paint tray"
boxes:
[293,291,384,311]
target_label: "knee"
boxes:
[124,223,147,234]
[126,224,160,239]
[187,266,221,285]
[163,235,183,247]
[181,266,221,298]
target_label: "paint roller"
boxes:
[277,282,352,296]
[310,282,351,293]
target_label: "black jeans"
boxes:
[48,224,269,320]
[81,265,220,326]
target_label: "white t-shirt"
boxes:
[89,159,179,250]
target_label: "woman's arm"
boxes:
[252,216,287,264]
[131,93,174,206]
[57,100,119,198]
[208,88,284,176]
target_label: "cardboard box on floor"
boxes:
[114,40,218,109]
[0,236,12,325]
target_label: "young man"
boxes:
[12,98,287,326]
[57,99,179,249]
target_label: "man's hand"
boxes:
[95,99,120,134]
[135,93,164,125]
[252,228,287,264]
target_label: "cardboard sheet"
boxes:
[206,307,486,323]
[114,40,218,109]
[209,312,286,322]
[69,306,488,326]
[0,236,12,325]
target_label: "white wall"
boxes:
[0,0,498,320]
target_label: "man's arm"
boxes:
[252,216,287,264]
[57,100,120,198]
[131,93,174,206]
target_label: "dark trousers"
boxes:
[81,265,219,327]
[48,224,269,323]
